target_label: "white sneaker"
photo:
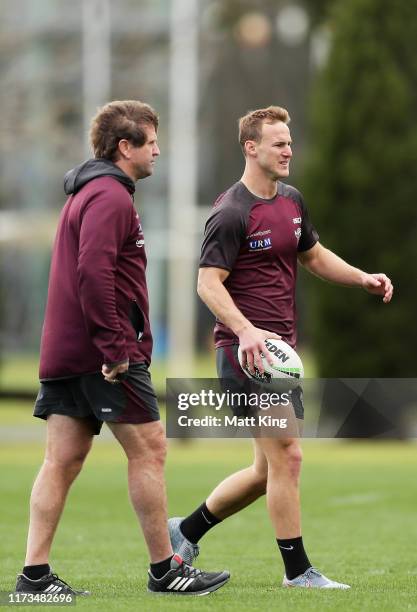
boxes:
[168,517,200,566]
[283,567,350,589]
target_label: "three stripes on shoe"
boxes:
[166,576,196,591]
[43,584,65,593]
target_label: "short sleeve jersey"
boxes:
[199,181,319,348]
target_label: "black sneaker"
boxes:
[15,572,90,596]
[148,554,230,596]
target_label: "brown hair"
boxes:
[238,105,290,152]
[89,100,159,160]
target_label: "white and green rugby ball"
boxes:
[238,338,304,386]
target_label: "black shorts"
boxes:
[216,344,304,420]
[34,363,160,435]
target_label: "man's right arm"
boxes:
[77,187,130,374]
[197,267,280,374]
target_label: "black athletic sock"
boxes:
[277,537,311,580]
[180,502,221,544]
[150,555,174,579]
[22,564,51,580]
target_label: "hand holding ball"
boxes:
[238,339,303,387]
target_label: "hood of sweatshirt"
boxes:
[63,158,135,196]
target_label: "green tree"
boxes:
[303,0,417,376]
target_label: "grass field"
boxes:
[0,350,318,395]
[0,403,416,611]
[0,354,220,395]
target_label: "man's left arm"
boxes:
[298,242,393,303]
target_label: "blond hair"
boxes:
[238,106,290,152]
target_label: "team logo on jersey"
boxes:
[293,217,301,224]
[247,229,272,239]
[249,237,272,251]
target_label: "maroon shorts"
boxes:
[34,363,160,435]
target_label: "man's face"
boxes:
[126,124,160,180]
[251,121,292,180]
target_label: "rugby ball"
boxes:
[237,338,304,386]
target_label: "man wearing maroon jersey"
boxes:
[169,106,393,588]
[15,101,229,597]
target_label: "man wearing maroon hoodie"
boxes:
[15,101,229,597]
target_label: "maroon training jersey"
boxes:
[199,181,319,348]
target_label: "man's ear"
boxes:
[117,139,131,159]
[244,140,257,157]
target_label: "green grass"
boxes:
[0,354,218,395]
[0,355,40,393]
[0,404,416,611]
[0,348,317,395]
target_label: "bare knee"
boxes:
[44,446,91,483]
[281,440,302,479]
[144,430,167,469]
[44,415,93,483]
[267,440,302,481]
[128,423,167,470]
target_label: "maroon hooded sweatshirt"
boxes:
[39,159,152,380]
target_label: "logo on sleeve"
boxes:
[136,222,145,248]
[293,218,302,243]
